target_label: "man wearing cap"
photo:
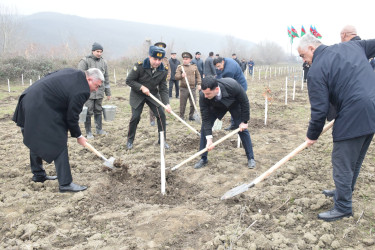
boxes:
[174,52,202,121]
[169,52,180,98]
[192,52,204,81]
[149,42,171,126]
[126,46,172,150]
[78,42,111,138]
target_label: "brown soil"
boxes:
[1,74,375,249]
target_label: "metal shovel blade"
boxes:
[221,182,254,200]
[103,157,115,170]
[192,112,201,124]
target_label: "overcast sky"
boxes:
[2,0,374,54]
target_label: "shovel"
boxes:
[172,128,241,171]
[221,120,334,200]
[180,65,201,123]
[148,93,200,137]
[85,142,115,170]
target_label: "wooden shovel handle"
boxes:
[253,120,334,185]
[148,93,200,136]
[180,66,199,113]
[172,128,241,171]
[85,142,106,161]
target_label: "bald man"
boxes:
[340,25,361,42]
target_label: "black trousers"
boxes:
[169,80,179,98]
[332,133,373,213]
[21,128,72,185]
[127,99,167,142]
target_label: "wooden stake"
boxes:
[160,131,166,195]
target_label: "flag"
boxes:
[287,27,293,44]
[314,27,322,39]
[301,25,306,37]
[291,26,299,38]
[310,25,314,35]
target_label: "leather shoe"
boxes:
[248,159,256,169]
[189,117,195,121]
[224,125,236,131]
[59,182,87,193]
[194,159,208,169]
[322,189,335,197]
[127,141,133,150]
[32,175,57,183]
[317,208,353,222]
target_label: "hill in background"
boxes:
[22,12,255,59]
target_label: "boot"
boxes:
[85,115,94,139]
[95,114,107,135]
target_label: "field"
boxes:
[1,68,375,249]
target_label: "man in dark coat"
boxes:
[191,52,204,80]
[213,56,248,131]
[194,76,255,169]
[298,34,375,221]
[168,52,180,98]
[126,46,172,150]
[13,68,104,192]
[204,52,216,77]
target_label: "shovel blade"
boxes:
[221,182,254,200]
[192,112,201,124]
[103,157,115,170]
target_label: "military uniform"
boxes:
[175,62,201,120]
[126,48,169,147]
[78,43,111,137]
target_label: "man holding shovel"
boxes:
[126,45,172,150]
[174,52,201,121]
[13,68,104,192]
[194,76,255,169]
[298,34,375,221]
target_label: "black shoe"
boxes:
[194,159,208,169]
[189,117,195,121]
[224,125,236,131]
[127,141,133,150]
[248,159,256,169]
[317,208,353,222]
[32,175,57,183]
[322,189,335,197]
[59,182,87,193]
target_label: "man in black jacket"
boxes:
[194,76,255,169]
[13,68,104,192]
[298,34,375,221]
[168,52,180,98]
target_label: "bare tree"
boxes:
[250,40,287,65]
[0,4,22,57]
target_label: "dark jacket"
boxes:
[126,58,169,109]
[199,78,250,136]
[13,69,90,163]
[307,39,375,141]
[168,58,180,80]
[191,57,204,77]
[217,58,248,91]
[78,54,111,99]
[248,60,255,68]
[204,57,216,77]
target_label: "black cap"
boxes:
[154,42,166,48]
[92,42,103,51]
[195,52,201,55]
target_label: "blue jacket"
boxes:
[217,58,247,91]
[307,39,375,141]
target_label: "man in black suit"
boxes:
[13,68,104,192]
[194,76,255,169]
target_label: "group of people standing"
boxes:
[12,25,375,224]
